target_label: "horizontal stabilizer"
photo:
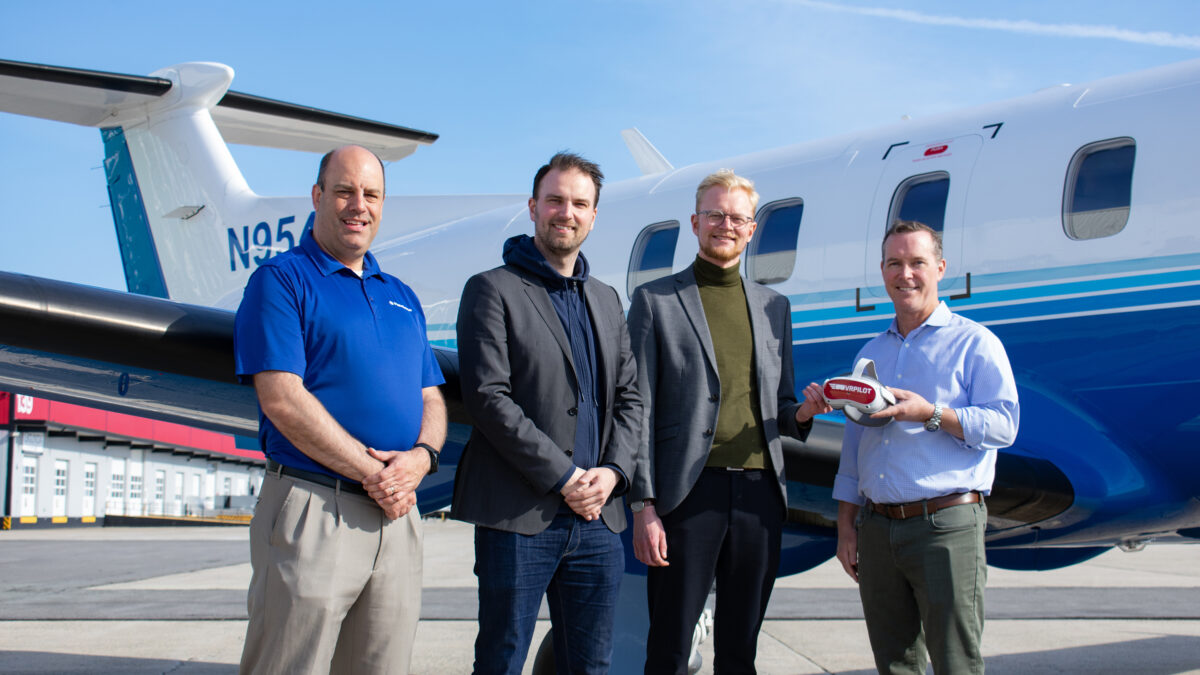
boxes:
[0,59,170,126]
[213,91,437,161]
[0,59,437,160]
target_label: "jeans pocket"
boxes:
[267,481,301,546]
[930,503,977,531]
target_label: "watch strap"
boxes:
[415,442,440,474]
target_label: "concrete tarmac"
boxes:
[1,518,1197,674]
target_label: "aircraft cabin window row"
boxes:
[1063,137,1136,240]
[624,136,1136,296]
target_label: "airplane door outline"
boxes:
[863,134,983,301]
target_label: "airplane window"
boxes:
[889,172,950,232]
[1063,138,1135,240]
[627,221,680,298]
[746,198,804,285]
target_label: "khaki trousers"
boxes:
[240,472,423,675]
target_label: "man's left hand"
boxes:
[872,387,934,423]
[563,467,618,521]
[796,382,833,424]
[363,446,430,518]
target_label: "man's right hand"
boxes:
[379,491,417,520]
[561,467,604,521]
[363,447,427,520]
[836,501,860,582]
[633,506,669,567]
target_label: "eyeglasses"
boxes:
[698,210,754,229]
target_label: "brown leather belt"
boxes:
[871,491,981,519]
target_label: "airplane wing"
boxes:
[0,268,465,437]
[0,268,466,511]
[0,59,437,160]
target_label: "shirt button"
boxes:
[703,428,714,437]
[896,374,903,380]
[879,474,885,479]
[566,449,574,457]
[567,408,578,416]
[883,439,889,445]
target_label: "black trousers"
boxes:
[645,468,784,675]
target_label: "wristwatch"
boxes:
[415,442,440,474]
[924,403,944,432]
[630,498,655,513]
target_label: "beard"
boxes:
[536,219,590,256]
[699,238,744,265]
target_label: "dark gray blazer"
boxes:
[452,264,643,535]
[628,265,807,517]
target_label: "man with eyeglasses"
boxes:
[627,169,830,674]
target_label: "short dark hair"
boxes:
[316,145,386,191]
[532,152,604,206]
[882,220,943,260]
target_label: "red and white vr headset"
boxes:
[822,359,896,427]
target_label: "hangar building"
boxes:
[1,391,264,528]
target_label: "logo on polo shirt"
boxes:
[389,300,413,311]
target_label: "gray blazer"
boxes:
[628,265,807,517]
[452,264,643,535]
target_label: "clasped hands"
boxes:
[560,466,618,521]
[361,447,430,520]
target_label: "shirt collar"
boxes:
[886,301,951,338]
[299,230,381,278]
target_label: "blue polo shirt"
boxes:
[234,231,445,482]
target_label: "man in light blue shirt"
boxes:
[833,220,1018,675]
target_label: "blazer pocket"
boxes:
[655,423,680,442]
[762,339,783,369]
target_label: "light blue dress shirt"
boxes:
[833,302,1019,506]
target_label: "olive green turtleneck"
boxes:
[693,256,769,470]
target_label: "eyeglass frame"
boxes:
[697,209,755,229]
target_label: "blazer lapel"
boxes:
[676,268,718,374]
[584,280,614,406]
[744,280,770,383]
[521,276,576,376]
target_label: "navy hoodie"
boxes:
[502,235,603,490]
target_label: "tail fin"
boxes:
[0,59,437,307]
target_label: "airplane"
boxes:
[2,56,1199,673]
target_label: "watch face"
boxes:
[925,404,942,431]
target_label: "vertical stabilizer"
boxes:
[102,126,168,297]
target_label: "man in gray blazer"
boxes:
[628,169,830,675]
[453,152,642,675]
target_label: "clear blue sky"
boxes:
[3,0,1198,291]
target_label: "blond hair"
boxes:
[695,169,759,214]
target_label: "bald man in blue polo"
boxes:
[235,145,447,674]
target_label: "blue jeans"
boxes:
[473,513,624,675]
